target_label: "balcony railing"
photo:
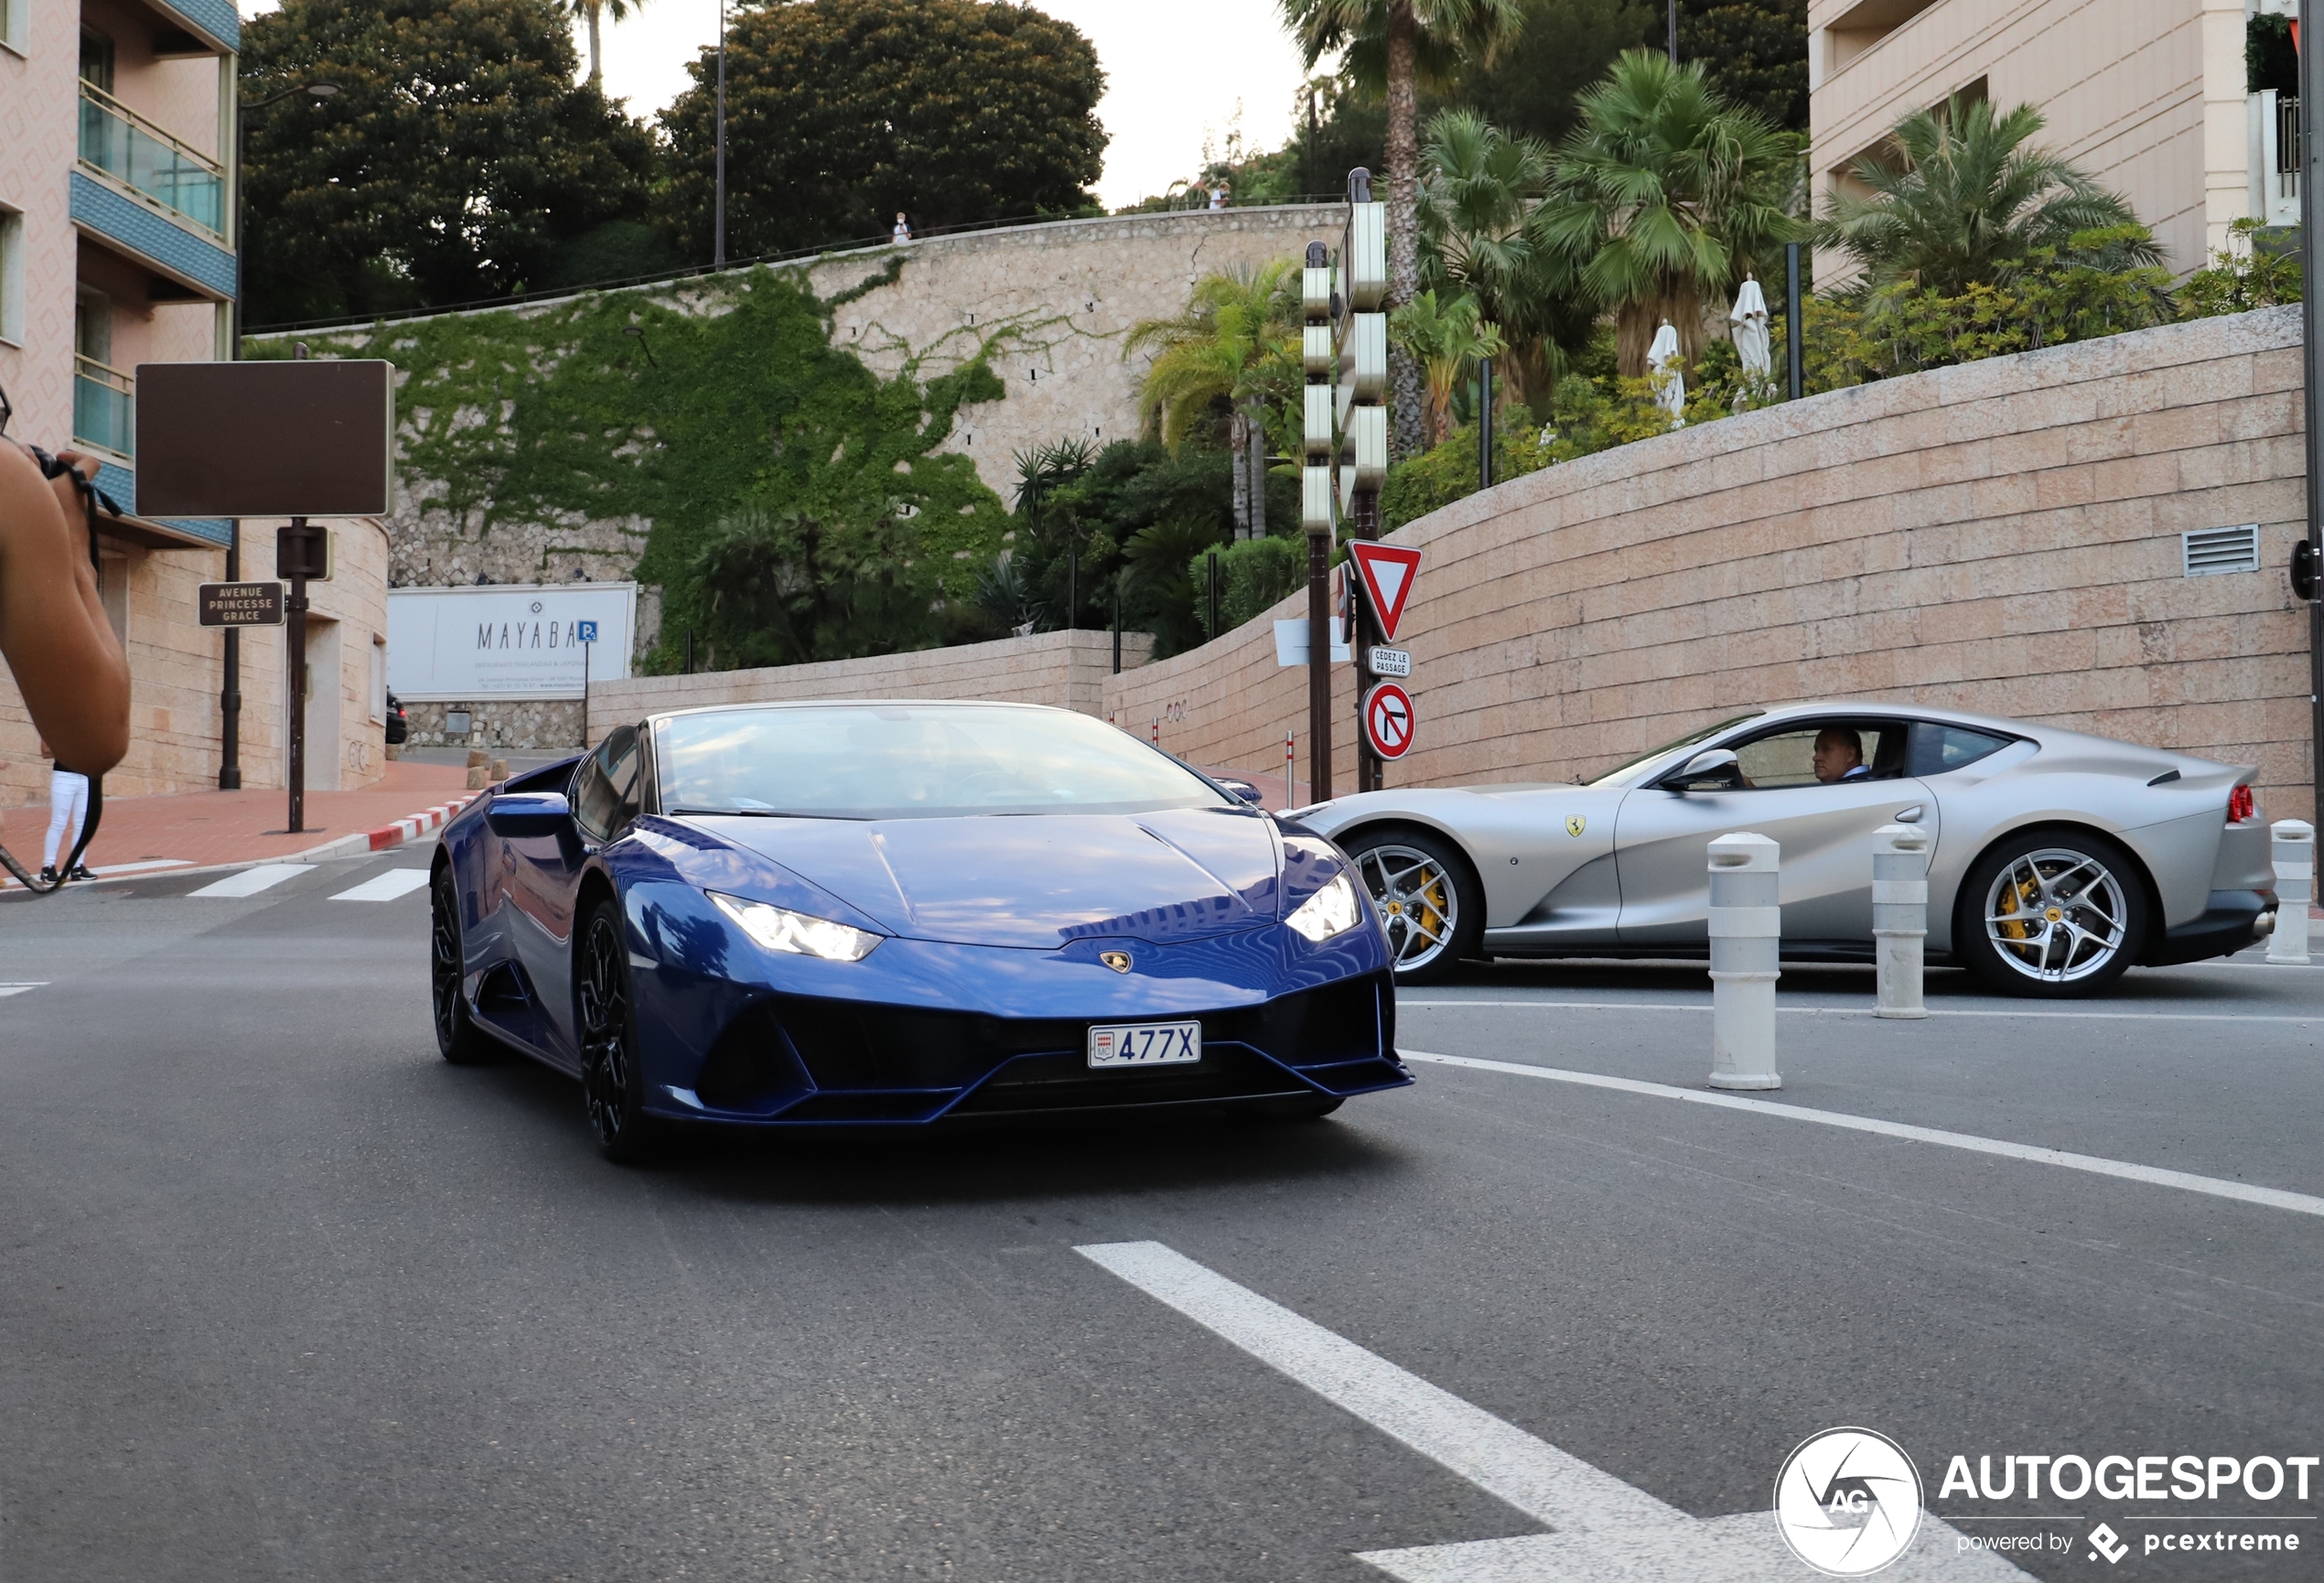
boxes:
[73,356,134,458]
[78,84,225,241]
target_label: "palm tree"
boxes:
[1819,97,2159,297]
[1390,289,1507,443]
[565,0,650,89]
[1279,0,1525,458]
[1537,50,1801,377]
[1124,262,1301,541]
[1416,108,1570,413]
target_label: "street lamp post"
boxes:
[223,78,338,792]
[714,0,727,268]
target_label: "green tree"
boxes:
[241,0,657,325]
[1279,0,1525,458]
[659,0,1105,263]
[1390,289,1506,442]
[1124,262,1302,541]
[1441,0,1657,146]
[1818,97,2158,297]
[1538,50,1801,375]
[1679,0,1807,131]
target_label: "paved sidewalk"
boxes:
[0,759,474,878]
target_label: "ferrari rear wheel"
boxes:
[1958,829,2148,997]
[1345,828,1481,985]
[431,868,498,1066]
[576,899,662,1163]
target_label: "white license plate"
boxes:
[1087,1020,1201,1069]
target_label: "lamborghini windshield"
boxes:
[655,704,1233,820]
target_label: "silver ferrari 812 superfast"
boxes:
[1293,702,2276,996]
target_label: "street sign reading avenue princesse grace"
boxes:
[197,581,286,627]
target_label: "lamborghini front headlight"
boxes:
[710,891,882,962]
[1285,871,1361,942]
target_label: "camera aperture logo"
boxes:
[1776,1427,1924,1577]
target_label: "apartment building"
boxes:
[1808,0,2271,280]
[0,0,390,802]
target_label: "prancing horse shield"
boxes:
[1565,814,1587,837]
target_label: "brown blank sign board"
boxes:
[134,360,393,518]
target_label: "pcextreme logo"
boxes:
[1775,1427,1924,1577]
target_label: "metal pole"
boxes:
[1068,547,1078,630]
[1478,356,1493,490]
[581,638,591,748]
[285,517,309,835]
[1112,584,1122,673]
[1307,533,1331,800]
[1206,548,1220,641]
[2303,0,2324,830]
[1667,0,1678,61]
[1349,490,1383,792]
[1785,242,1804,403]
[221,71,245,792]
[714,0,728,269]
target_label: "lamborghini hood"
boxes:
[711,807,1281,948]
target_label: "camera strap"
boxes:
[0,452,107,897]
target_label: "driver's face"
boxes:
[1813,734,1862,783]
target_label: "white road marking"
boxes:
[1402,999,2323,1026]
[1402,1051,2324,1219]
[1077,1240,2021,1581]
[185,865,307,899]
[0,983,48,998]
[0,858,194,890]
[328,869,431,902]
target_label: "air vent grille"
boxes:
[2183,524,2261,576]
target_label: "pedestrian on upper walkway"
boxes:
[892,212,912,243]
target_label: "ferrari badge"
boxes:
[1565,814,1587,837]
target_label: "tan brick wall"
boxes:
[1106,307,2315,818]
[586,628,1154,743]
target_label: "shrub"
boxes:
[1189,533,1307,641]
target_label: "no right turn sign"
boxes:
[1363,683,1415,759]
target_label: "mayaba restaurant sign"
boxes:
[387,584,638,701]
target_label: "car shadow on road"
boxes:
[460,1051,1417,1209]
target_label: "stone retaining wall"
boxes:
[1105,307,2313,816]
[584,628,1152,744]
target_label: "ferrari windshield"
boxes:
[655,704,1232,820]
[1584,712,1764,787]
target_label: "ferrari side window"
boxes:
[574,726,640,842]
[1732,725,1892,788]
[1905,723,2012,777]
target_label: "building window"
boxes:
[370,635,386,724]
[79,27,114,92]
[0,208,22,347]
[0,0,27,56]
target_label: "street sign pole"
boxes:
[1301,240,1336,802]
[1337,170,1389,793]
[2303,0,2324,829]
[285,516,309,835]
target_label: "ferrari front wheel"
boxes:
[576,898,662,1164]
[1344,828,1481,985]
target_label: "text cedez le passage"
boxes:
[1939,1454,2318,1502]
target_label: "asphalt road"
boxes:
[2,852,2319,1582]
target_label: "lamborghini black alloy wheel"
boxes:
[431,869,494,1065]
[577,903,654,1161]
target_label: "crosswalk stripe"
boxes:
[186,865,307,899]
[329,869,432,902]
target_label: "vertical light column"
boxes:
[1300,240,1336,802]
[1337,172,1388,792]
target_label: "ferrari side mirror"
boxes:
[2293,540,2318,602]
[1671,748,1740,790]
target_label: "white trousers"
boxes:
[43,770,89,869]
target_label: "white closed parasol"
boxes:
[1730,275,1771,382]
[1647,320,1685,426]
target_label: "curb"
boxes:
[1,791,481,893]
[362,793,479,854]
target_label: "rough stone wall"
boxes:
[584,628,1153,747]
[1105,307,2315,818]
[403,700,585,753]
[263,206,1342,635]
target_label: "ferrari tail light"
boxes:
[2230,784,2256,824]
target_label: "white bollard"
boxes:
[1707,832,1781,1090]
[2268,819,2314,964]
[1872,824,1931,1018]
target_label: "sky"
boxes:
[585,0,1318,210]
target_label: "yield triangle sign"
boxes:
[1347,542,1423,641]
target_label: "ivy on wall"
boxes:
[253,262,1011,671]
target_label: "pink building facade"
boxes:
[0,0,393,802]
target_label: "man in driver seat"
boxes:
[1814,727,1871,783]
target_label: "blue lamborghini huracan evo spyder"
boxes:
[429,701,1409,1160]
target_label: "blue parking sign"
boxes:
[576,619,599,643]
